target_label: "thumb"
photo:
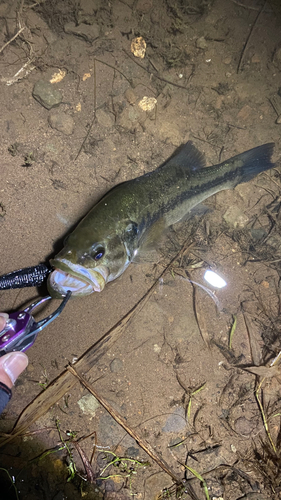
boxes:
[0,352,29,389]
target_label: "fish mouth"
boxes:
[47,259,110,297]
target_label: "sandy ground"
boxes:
[0,0,281,499]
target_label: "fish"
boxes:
[47,141,275,298]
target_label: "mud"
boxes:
[0,0,281,499]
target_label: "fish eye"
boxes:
[92,247,105,261]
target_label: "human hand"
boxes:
[0,313,28,390]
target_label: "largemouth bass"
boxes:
[48,142,275,298]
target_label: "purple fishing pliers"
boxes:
[0,291,71,356]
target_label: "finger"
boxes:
[0,313,9,331]
[0,352,29,388]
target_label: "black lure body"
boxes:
[0,264,51,290]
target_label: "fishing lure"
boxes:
[0,263,51,290]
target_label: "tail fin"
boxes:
[231,143,275,185]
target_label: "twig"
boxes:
[230,0,271,11]
[1,59,36,86]
[237,1,267,73]
[255,377,276,453]
[93,57,132,85]
[122,49,190,91]
[68,365,183,485]
[228,314,237,349]
[0,26,25,55]
[189,278,210,346]
[0,237,194,447]
[72,440,95,483]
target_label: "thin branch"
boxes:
[237,1,267,73]
[122,49,190,91]
[0,236,194,447]
[0,27,25,55]
[68,365,183,485]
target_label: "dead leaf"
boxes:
[245,365,281,379]
[50,69,66,83]
[131,37,146,59]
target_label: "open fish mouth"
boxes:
[47,260,110,297]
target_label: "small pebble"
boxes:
[125,88,137,104]
[77,394,100,414]
[223,56,232,65]
[48,112,75,135]
[162,407,186,432]
[110,358,123,373]
[33,80,62,110]
[96,108,114,128]
[196,36,208,49]
[64,22,100,42]
[234,416,256,435]
[223,206,249,228]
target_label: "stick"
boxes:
[237,1,267,73]
[0,238,193,447]
[0,27,25,55]
[122,49,190,91]
[68,365,183,485]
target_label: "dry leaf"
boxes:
[138,96,157,111]
[50,69,66,83]
[131,37,146,59]
[83,73,91,81]
[245,365,281,379]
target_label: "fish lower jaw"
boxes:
[47,263,109,297]
[48,270,94,297]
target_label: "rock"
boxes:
[125,446,140,458]
[98,413,125,446]
[32,80,62,110]
[223,56,232,65]
[162,407,186,432]
[77,394,100,414]
[125,88,137,104]
[250,228,267,242]
[251,54,261,64]
[136,0,153,13]
[234,416,256,435]
[79,0,102,14]
[223,206,249,228]
[48,112,75,135]
[237,104,254,121]
[150,8,160,24]
[158,122,182,146]
[117,105,146,131]
[53,492,64,500]
[110,358,123,373]
[64,22,100,42]
[266,233,281,255]
[196,36,208,49]
[96,109,115,128]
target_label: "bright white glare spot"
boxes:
[204,270,227,288]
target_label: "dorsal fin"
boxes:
[163,141,206,171]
